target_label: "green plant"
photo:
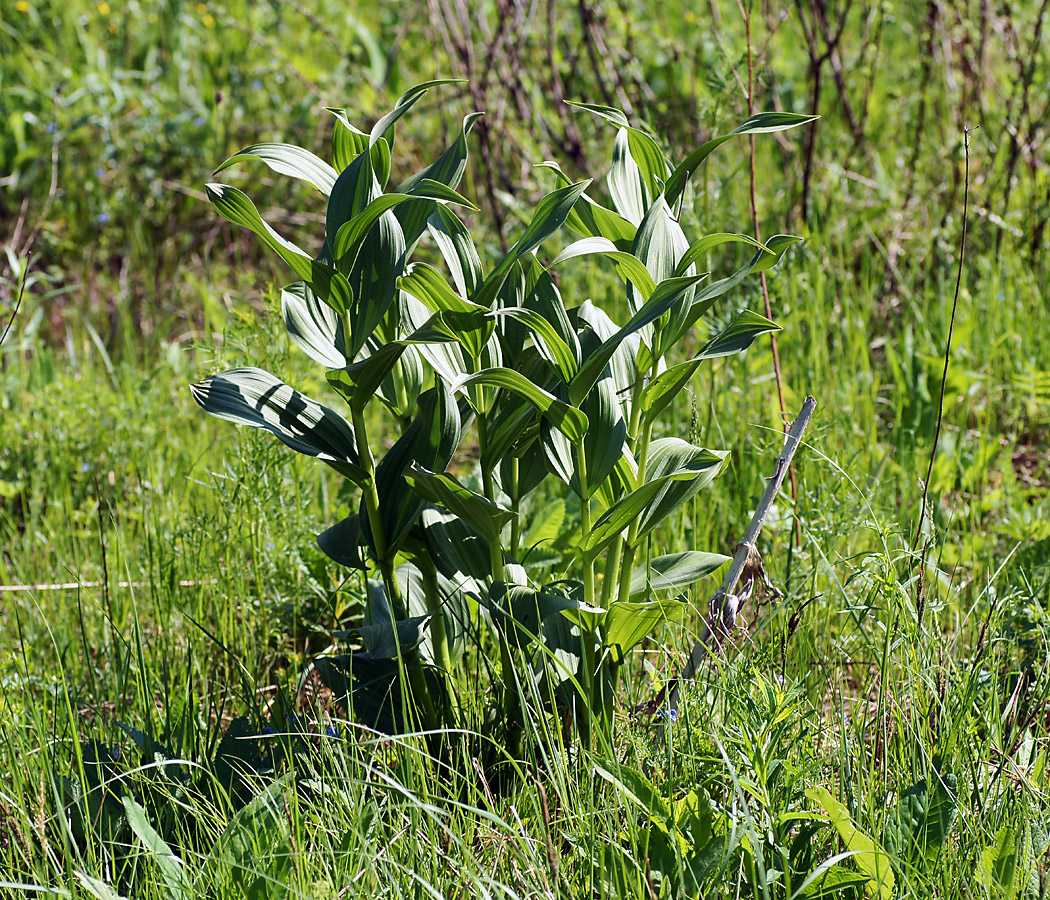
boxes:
[192,80,814,750]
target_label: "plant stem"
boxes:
[508,456,521,560]
[913,127,971,551]
[600,378,645,606]
[576,440,596,733]
[478,414,522,754]
[613,412,655,608]
[350,404,436,732]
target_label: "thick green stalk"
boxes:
[478,415,522,755]
[601,378,646,606]
[508,457,521,560]
[350,404,436,732]
[614,412,655,608]
[575,440,596,725]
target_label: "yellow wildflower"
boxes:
[196,2,207,12]
[16,0,30,12]
[202,12,215,26]
[97,1,110,14]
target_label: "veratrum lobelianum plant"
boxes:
[192,80,815,749]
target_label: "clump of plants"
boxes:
[193,80,814,750]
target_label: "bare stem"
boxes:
[913,127,972,551]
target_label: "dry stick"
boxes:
[913,126,972,552]
[663,396,816,715]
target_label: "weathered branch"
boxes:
[658,395,816,716]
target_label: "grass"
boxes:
[2,0,1049,897]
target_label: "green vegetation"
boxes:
[2,1,1048,898]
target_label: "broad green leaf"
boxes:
[516,259,580,370]
[317,515,367,570]
[578,477,668,560]
[281,282,345,368]
[406,308,494,363]
[980,826,1019,900]
[593,760,673,830]
[368,382,463,553]
[420,506,490,596]
[474,179,592,309]
[489,307,579,382]
[400,293,470,386]
[700,309,780,358]
[566,100,631,129]
[628,551,730,597]
[122,797,192,900]
[345,210,406,356]
[76,873,131,900]
[752,233,803,272]
[398,560,473,664]
[609,128,647,225]
[569,274,706,406]
[575,301,641,421]
[632,197,694,354]
[353,614,432,659]
[455,368,589,442]
[660,236,800,350]
[400,262,485,315]
[807,787,895,900]
[627,128,671,201]
[574,327,627,499]
[537,160,637,249]
[333,183,476,267]
[604,596,688,658]
[549,237,656,299]
[639,309,780,420]
[369,79,462,148]
[396,112,483,247]
[326,108,369,171]
[326,342,407,413]
[206,184,353,315]
[674,232,767,277]
[665,112,820,210]
[404,466,514,542]
[312,653,436,734]
[191,367,366,483]
[565,103,668,217]
[485,582,584,649]
[500,176,594,260]
[427,205,483,299]
[634,440,726,540]
[325,150,381,260]
[214,142,337,196]
[885,774,958,861]
[578,440,724,561]
[482,395,540,473]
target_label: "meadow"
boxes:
[1,1,1048,897]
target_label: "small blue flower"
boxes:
[95,168,105,178]
[46,123,55,133]
[81,463,91,474]
[96,213,109,224]
[262,725,275,735]
[655,706,678,723]
[325,725,340,738]
[193,116,205,127]
[251,79,262,90]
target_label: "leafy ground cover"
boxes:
[1,1,1048,897]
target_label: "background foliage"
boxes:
[1,0,1048,897]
